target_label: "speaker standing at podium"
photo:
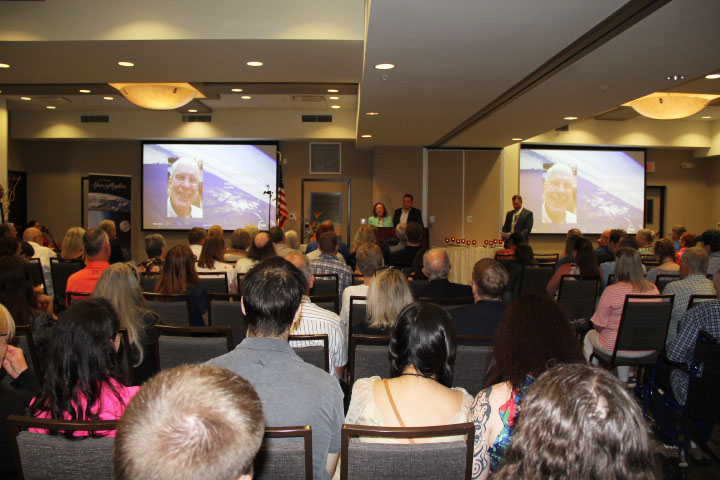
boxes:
[502,195,533,244]
[392,194,423,227]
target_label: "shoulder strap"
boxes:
[383,379,415,444]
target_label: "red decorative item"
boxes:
[445,237,450,243]
[472,240,477,245]
[451,236,455,242]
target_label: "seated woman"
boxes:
[368,202,393,227]
[155,245,208,326]
[355,267,413,335]
[646,238,680,284]
[28,298,140,436]
[553,232,581,272]
[675,232,696,263]
[471,293,584,479]
[583,247,659,382]
[60,226,86,261]
[346,302,472,442]
[495,364,657,479]
[196,237,237,293]
[546,237,599,298]
[347,225,390,269]
[137,233,165,274]
[92,263,159,385]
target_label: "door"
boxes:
[301,179,351,245]
[645,186,665,238]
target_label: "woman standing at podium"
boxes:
[368,202,393,227]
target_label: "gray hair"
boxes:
[83,228,109,257]
[681,246,709,275]
[285,230,300,250]
[423,248,451,280]
[0,303,16,340]
[636,229,653,245]
[356,243,384,277]
[144,234,166,259]
[231,228,251,251]
[395,223,407,242]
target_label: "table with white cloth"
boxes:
[442,246,502,285]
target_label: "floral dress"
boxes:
[488,375,535,473]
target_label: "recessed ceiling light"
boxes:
[361,134,372,138]
[512,137,522,141]
[231,88,243,92]
[188,109,198,113]
[702,116,711,119]
[79,89,91,93]
[20,97,31,101]
[0,63,9,69]
[706,73,720,80]
[374,63,395,70]
[665,74,685,81]
[328,96,339,100]
[117,61,135,67]
[103,96,114,101]
[330,105,341,109]
[240,95,252,100]
[327,89,339,93]
[365,112,379,116]
[563,116,578,120]
[46,106,56,110]
[246,61,263,67]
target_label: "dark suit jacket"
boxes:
[389,245,423,269]
[417,278,472,299]
[393,207,423,227]
[451,301,505,342]
[502,208,533,243]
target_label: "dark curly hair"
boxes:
[389,302,457,387]
[653,238,676,262]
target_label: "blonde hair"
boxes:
[614,248,654,292]
[366,268,413,330]
[61,226,86,260]
[351,225,377,252]
[0,303,16,340]
[91,263,148,366]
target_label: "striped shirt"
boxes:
[290,296,347,378]
[663,274,716,345]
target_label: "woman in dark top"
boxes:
[155,245,208,326]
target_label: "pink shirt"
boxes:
[590,282,659,351]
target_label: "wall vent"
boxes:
[182,115,212,123]
[309,143,341,174]
[80,115,109,123]
[302,115,333,123]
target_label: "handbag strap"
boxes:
[383,379,415,444]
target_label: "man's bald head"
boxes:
[254,232,270,249]
[423,248,451,280]
[22,227,44,243]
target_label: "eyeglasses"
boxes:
[172,174,199,186]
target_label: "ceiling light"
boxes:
[328,96,339,100]
[702,116,711,119]
[20,97,31,101]
[361,134,372,138]
[327,89,339,93]
[241,95,252,100]
[103,96,114,100]
[246,61,263,67]
[563,116,578,121]
[231,88,243,92]
[365,112,379,116]
[79,89,91,93]
[665,74,685,81]
[512,138,523,141]
[188,109,197,113]
[624,92,719,120]
[46,106,56,110]
[330,105,341,109]
[706,74,720,80]
[109,83,205,110]
[374,63,395,70]
[0,63,9,69]
[117,61,135,67]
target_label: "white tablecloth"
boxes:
[442,246,502,285]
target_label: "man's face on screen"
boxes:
[169,160,200,215]
[544,165,574,214]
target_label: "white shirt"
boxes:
[28,240,57,297]
[542,202,576,224]
[290,296,348,378]
[399,210,409,225]
[340,284,368,334]
[189,244,203,260]
[167,197,202,218]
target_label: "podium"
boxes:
[375,227,430,250]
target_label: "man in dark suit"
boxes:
[502,194,533,244]
[389,221,423,270]
[416,248,472,299]
[392,193,423,227]
[451,258,507,341]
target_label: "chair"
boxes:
[237,272,246,294]
[557,274,600,327]
[310,273,338,296]
[7,415,117,480]
[289,334,330,373]
[408,279,428,299]
[590,295,674,376]
[607,273,616,286]
[254,426,313,480]
[154,325,233,370]
[116,328,136,386]
[198,271,229,294]
[534,253,559,265]
[208,293,246,347]
[139,273,159,292]
[518,264,554,295]
[66,291,91,306]
[349,296,367,343]
[309,293,339,314]
[143,292,192,326]
[340,423,475,480]
[49,258,84,307]
[12,325,42,380]
[418,296,474,313]
[452,336,493,396]
[29,258,46,294]
[686,294,715,311]
[352,274,365,286]
[655,273,680,293]
[348,334,390,385]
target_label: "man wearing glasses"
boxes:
[167,158,203,218]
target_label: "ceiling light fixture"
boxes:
[0,63,9,69]
[246,61,263,67]
[512,138,522,141]
[361,134,372,138]
[231,88,243,92]
[365,112,379,116]
[327,89,339,93]
[109,83,204,110]
[330,105,341,109]
[702,116,711,119]
[79,89,91,93]
[374,63,395,70]
[240,95,252,100]
[563,116,578,120]
[103,96,114,100]
[117,61,135,67]
[624,92,719,120]
[20,97,31,101]
[46,106,56,110]
[188,109,198,113]
[328,96,339,100]
[665,74,685,81]
[706,73,720,80]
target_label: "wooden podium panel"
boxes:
[375,227,429,250]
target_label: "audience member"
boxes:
[700,229,720,276]
[235,231,276,274]
[99,219,125,264]
[358,268,413,335]
[471,293,584,479]
[285,251,347,379]
[225,228,251,263]
[340,243,383,330]
[92,263,159,384]
[155,245,208,326]
[65,228,111,303]
[671,224,687,251]
[207,224,224,239]
[60,226,86,261]
[197,237,237,293]
[416,248,472,299]
[23,226,57,297]
[285,230,301,251]
[389,222,407,254]
[599,234,642,288]
[546,237,599,297]
[137,233,166,274]
[188,226,207,259]
[310,231,353,307]
[207,257,344,480]
[645,238,679,284]
[451,259,507,340]
[28,298,140,436]
[114,364,264,480]
[19,240,34,263]
[347,224,389,269]
[305,220,350,263]
[636,228,654,255]
[243,225,260,240]
[0,223,17,238]
[662,247,715,345]
[553,232,581,272]
[269,226,294,258]
[389,221,423,269]
[392,193,424,227]
[676,231,697,262]
[594,229,613,264]
[495,364,657,480]
[0,237,20,257]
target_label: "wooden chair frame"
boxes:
[256,426,313,480]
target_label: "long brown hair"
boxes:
[155,245,199,294]
[197,237,226,269]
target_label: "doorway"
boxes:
[645,186,665,238]
[300,179,351,244]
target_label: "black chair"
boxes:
[66,291,91,306]
[289,334,330,373]
[534,253,559,266]
[140,273,159,292]
[348,334,390,386]
[154,325,233,370]
[452,335,493,397]
[418,296,474,313]
[197,271,229,294]
[686,294,716,311]
[116,327,136,386]
[12,325,42,380]
[49,258,84,308]
[143,292,192,326]
[28,258,46,294]
[208,293,246,347]
[352,274,365,286]
[408,279,428,299]
[518,264,554,295]
[254,426,313,480]
[310,273,338,296]
[655,273,680,293]
[309,293,339,314]
[7,415,117,480]
[341,423,475,480]
[349,296,367,344]
[557,274,600,328]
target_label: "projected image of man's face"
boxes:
[169,159,200,217]
[543,164,576,222]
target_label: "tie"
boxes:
[512,211,519,232]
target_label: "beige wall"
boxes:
[372,146,424,215]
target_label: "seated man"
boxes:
[270,226,295,258]
[305,221,350,263]
[451,258,507,341]
[65,228,111,304]
[310,231,353,308]
[225,228,252,263]
[99,219,125,264]
[208,257,344,480]
[389,221,423,269]
[416,248,472,299]
[594,229,613,264]
[0,223,17,238]
[188,226,207,259]
[699,229,720,276]
[114,364,264,480]
[22,226,57,297]
[137,233,166,274]
[285,251,347,379]
[662,247,716,345]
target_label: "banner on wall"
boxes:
[88,173,132,261]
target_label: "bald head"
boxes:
[254,232,270,249]
[423,248,451,280]
[22,227,44,243]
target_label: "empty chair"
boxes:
[154,325,233,370]
[289,334,330,373]
[49,258,84,307]
[310,273,338,296]
[340,423,474,480]
[348,296,367,342]
[452,336,493,397]
[143,293,192,327]
[655,273,680,293]
[139,274,159,292]
[348,334,390,386]
[557,274,600,325]
[518,264,554,295]
[7,415,117,480]
[208,293,246,347]
[254,426,313,480]
[28,258,46,294]
[197,271,229,294]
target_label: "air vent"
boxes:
[293,95,325,103]
[182,115,212,123]
[309,143,341,174]
[80,115,109,123]
[302,115,333,123]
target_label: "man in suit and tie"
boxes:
[502,195,533,244]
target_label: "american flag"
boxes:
[277,164,289,228]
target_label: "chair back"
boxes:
[685,331,720,421]
[143,293,192,326]
[116,328,136,386]
[349,296,367,344]
[208,293,246,347]
[352,274,365,286]
[7,415,117,480]
[309,294,339,314]
[12,325,42,380]
[29,258,46,294]
[452,336,493,397]
[310,273,338,296]
[348,334,390,385]
[655,274,680,293]
[198,272,229,294]
[66,291,91,306]
[341,423,474,480]
[611,294,674,364]
[289,334,330,373]
[534,253,559,266]
[687,294,716,311]
[518,264,554,295]
[154,325,233,370]
[418,296,474,313]
[607,273,616,286]
[237,273,246,294]
[49,258,84,305]
[254,426,313,480]
[408,279,428,299]
[557,274,600,321]
[139,274,159,292]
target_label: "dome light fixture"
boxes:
[624,92,719,119]
[109,83,204,110]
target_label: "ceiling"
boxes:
[1,0,719,148]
